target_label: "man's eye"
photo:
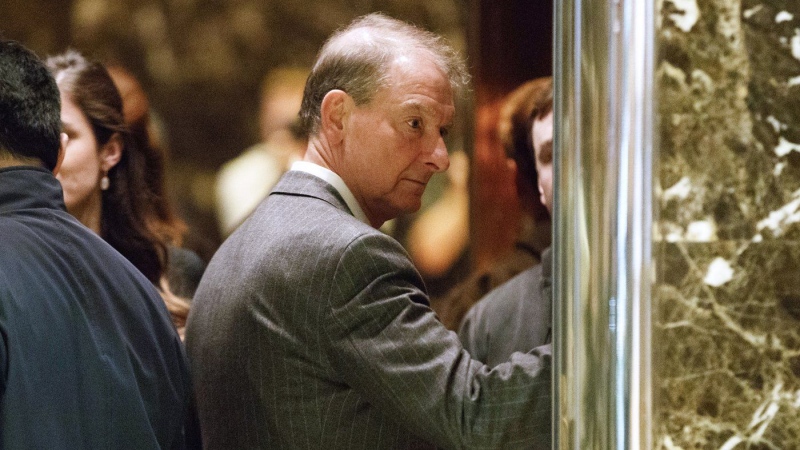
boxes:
[409,119,422,129]
[440,127,449,139]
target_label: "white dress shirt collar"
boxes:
[290,161,370,225]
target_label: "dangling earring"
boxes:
[100,172,110,191]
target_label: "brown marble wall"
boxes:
[656,0,800,447]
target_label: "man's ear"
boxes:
[52,132,68,175]
[99,133,123,171]
[319,90,350,143]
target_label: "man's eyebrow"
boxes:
[402,100,429,114]
[402,99,453,127]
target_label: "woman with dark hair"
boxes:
[46,50,192,336]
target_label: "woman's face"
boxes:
[56,93,105,219]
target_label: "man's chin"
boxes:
[394,198,423,218]
[377,193,424,221]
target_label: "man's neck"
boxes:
[291,161,372,226]
[0,153,44,169]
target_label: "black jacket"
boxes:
[0,166,191,449]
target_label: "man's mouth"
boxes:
[403,177,428,187]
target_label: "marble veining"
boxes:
[656,0,800,448]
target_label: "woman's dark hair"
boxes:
[46,51,189,330]
[47,50,164,283]
[106,65,188,247]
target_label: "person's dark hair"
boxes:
[299,13,470,135]
[0,40,61,170]
[530,78,554,123]
[498,76,553,220]
[46,51,164,280]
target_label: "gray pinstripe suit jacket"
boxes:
[186,170,552,449]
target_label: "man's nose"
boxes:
[426,137,450,173]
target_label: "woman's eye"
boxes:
[409,119,422,129]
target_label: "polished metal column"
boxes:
[553,0,655,448]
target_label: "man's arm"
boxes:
[323,232,551,449]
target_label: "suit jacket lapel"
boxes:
[271,170,354,218]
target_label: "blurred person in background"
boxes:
[0,38,192,448]
[215,66,308,236]
[404,147,470,294]
[432,77,553,330]
[459,76,553,366]
[46,50,194,337]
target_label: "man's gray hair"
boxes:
[299,13,470,135]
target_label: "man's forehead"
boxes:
[386,62,453,99]
[401,97,453,113]
[391,97,454,126]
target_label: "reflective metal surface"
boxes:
[553,0,655,448]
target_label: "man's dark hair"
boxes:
[0,40,61,170]
[498,76,553,219]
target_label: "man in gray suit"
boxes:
[186,13,551,449]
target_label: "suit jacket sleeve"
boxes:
[322,232,551,449]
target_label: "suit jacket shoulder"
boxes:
[458,263,551,367]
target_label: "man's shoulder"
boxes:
[0,204,174,344]
[0,207,87,254]
[460,263,543,329]
[481,264,542,306]
[1,208,155,283]
[254,188,375,243]
[253,171,378,241]
[210,182,393,281]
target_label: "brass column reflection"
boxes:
[553,0,655,448]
